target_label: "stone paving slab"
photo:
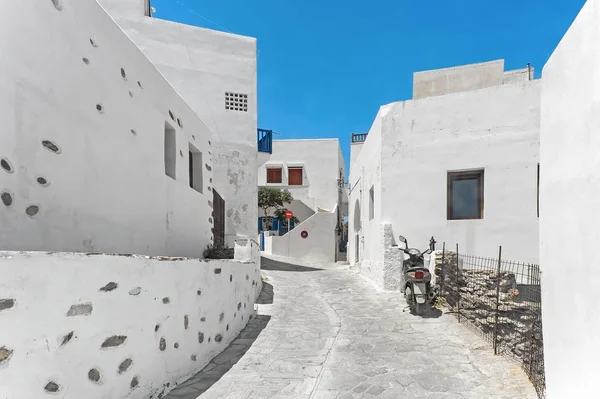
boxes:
[164,255,538,399]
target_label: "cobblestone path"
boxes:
[164,255,537,399]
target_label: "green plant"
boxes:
[202,245,234,259]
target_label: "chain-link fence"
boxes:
[435,243,545,399]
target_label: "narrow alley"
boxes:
[165,256,537,399]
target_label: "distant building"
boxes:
[258,139,348,262]
[99,0,266,247]
[349,60,540,290]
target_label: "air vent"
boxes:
[225,92,248,112]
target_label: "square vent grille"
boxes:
[225,92,248,112]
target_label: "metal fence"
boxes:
[435,243,545,399]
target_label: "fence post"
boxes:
[440,242,446,298]
[456,243,460,323]
[493,245,502,355]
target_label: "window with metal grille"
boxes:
[225,92,248,112]
[447,169,484,220]
[266,168,282,184]
[288,167,303,186]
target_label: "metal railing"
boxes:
[351,133,368,143]
[435,243,545,398]
[257,128,273,153]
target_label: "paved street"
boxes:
[165,255,537,399]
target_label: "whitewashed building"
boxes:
[258,139,348,262]
[0,1,262,398]
[539,1,599,397]
[349,60,541,290]
[98,0,265,247]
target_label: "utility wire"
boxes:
[174,0,235,34]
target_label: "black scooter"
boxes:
[398,235,435,315]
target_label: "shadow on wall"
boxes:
[256,281,274,305]
[162,314,271,399]
[261,257,324,272]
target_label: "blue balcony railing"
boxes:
[257,128,273,154]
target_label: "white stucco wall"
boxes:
[258,139,346,219]
[99,0,259,246]
[264,210,337,262]
[348,106,389,288]
[381,77,540,265]
[0,0,213,257]
[0,251,262,399]
[539,1,599,397]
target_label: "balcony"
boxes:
[257,128,273,153]
[351,132,368,143]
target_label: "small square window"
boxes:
[267,168,282,184]
[288,167,303,186]
[447,170,484,220]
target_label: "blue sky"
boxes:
[151,0,585,175]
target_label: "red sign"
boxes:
[285,210,293,219]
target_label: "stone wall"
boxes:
[434,251,544,379]
[0,251,262,399]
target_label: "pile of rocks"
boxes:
[434,251,543,364]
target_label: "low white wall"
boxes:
[0,251,261,399]
[264,211,336,262]
[0,0,214,257]
[540,1,599,397]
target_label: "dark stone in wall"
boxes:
[67,303,93,317]
[174,343,179,349]
[42,140,60,153]
[101,335,127,348]
[118,358,133,374]
[44,381,60,392]
[162,297,170,304]
[61,331,74,346]
[215,334,223,343]
[131,376,139,389]
[99,282,118,292]
[1,192,12,207]
[219,313,224,322]
[200,317,206,322]
[226,324,229,331]
[155,324,160,332]
[0,347,13,364]
[128,287,141,296]
[198,332,204,343]
[197,290,202,296]
[214,268,221,274]
[88,369,101,383]
[230,275,233,282]
[205,164,212,171]
[184,315,189,330]
[190,354,197,361]
[237,302,242,311]
[159,337,166,351]
[25,205,39,217]
[0,299,15,311]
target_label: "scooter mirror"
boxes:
[398,235,407,243]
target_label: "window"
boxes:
[225,92,248,112]
[164,122,176,180]
[266,167,282,184]
[537,163,540,218]
[288,167,303,186]
[447,169,484,220]
[189,143,203,193]
[369,185,374,220]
